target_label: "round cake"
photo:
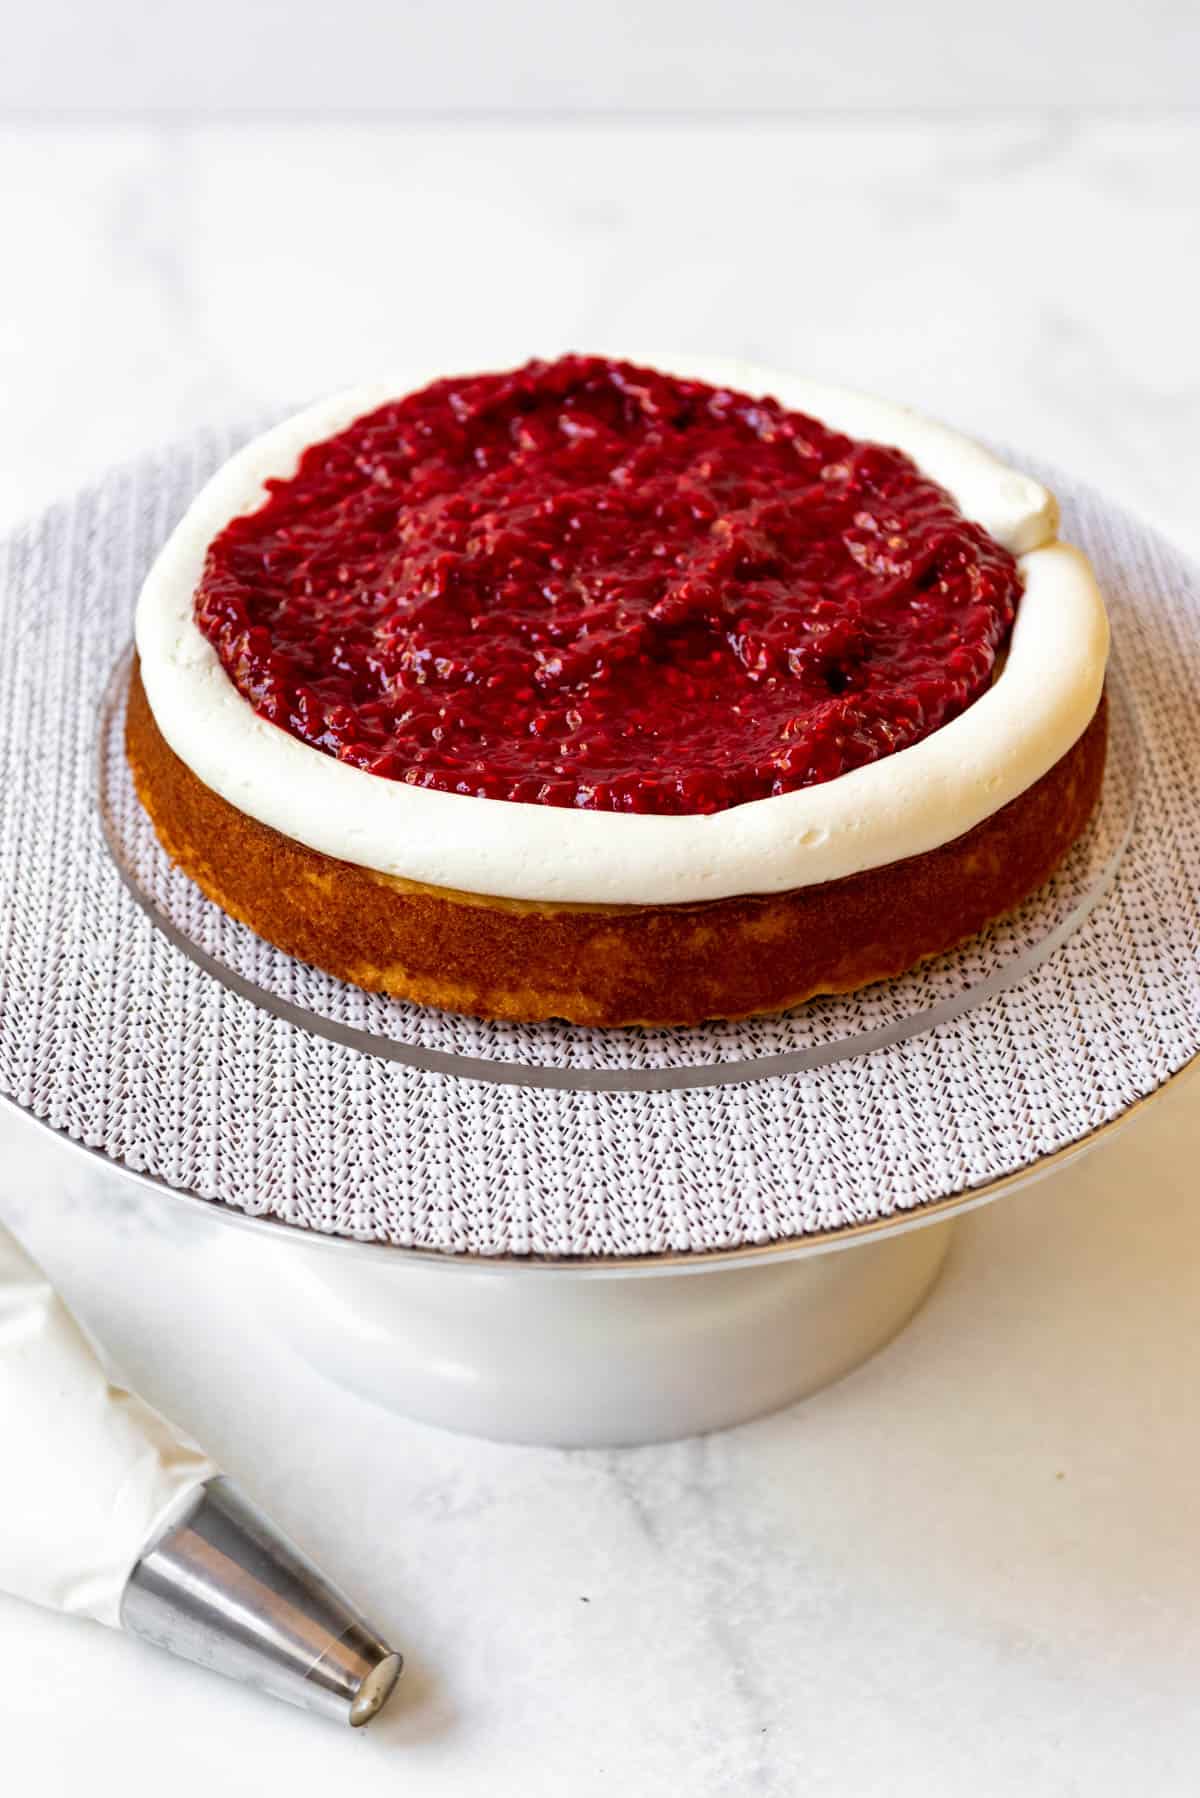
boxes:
[128,355,1109,1026]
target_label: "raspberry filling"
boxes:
[195,357,1021,815]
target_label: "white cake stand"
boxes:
[2,434,1197,1445]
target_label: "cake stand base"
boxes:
[223,1219,953,1447]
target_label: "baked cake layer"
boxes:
[126,660,1107,1028]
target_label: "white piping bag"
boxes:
[0,1223,401,1725]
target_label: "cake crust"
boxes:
[125,661,1107,1028]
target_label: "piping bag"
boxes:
[0,1222,402,1725]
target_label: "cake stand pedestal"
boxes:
[222,1206,955,1447]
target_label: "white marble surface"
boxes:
[1,119,1198,556]
[1,116,1200,1794]
[4,1078,1200,1796]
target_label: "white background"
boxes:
[1,5,1199,1793]
[3,0,1199,112]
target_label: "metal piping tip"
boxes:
[120,1476,402,1727]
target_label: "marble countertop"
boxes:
[2,117,1198,557]
[1,116,1199,1796]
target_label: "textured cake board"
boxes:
[1,433,1197,1259]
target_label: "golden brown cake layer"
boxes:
[126,661,1107,1027]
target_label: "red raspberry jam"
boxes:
[195,357,1020,815]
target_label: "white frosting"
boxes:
[0,1225,216,1629]
[135,358,1109,905]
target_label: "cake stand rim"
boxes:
[5,1052,1195,1279]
